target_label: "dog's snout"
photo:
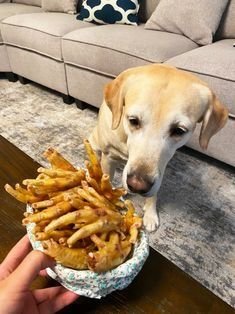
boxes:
[127,173,153,195]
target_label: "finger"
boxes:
[0,234,31,279]
[9,250,55,291]
[38,289,79,314]
[34,286,65,303]
[33,286,75,304]
[39,269,48,277]
[50,289,79,313]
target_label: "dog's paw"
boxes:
[143,211,159,232]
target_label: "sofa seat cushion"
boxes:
[1,12,94,60]
[12,0,41,6]
[62,24,198,77]
[166,39,235,117]
[0,3,43,43]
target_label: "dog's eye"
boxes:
[128,116,140,128]
[170,126,187,137]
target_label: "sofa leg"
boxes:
[18,75,29,85]
[62,94,74,105]
[5,72,18,82]
[75,99,88,110]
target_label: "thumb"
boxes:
[9,250,55,291]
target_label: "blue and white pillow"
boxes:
[77,0,140,25]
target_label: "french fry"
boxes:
[43,147,77,172]
[99,232,108,241]
[32,219,51,233]
[85,174,101,194]
[67,218,121,247]
[44,207,100,233]
[109,187,127,200]
[51,187,80,204]
[84,139,103,181]
[23,171,85,192]
[84,160,96,181]
[129,217,142,244]
[35,230,74,241]
[77,186,117,211]
[123,200,136,228]
[43,239,88,269]
[37,167,80,178]
[4,184,43,203]
[22,201,73,225]
[36,173,49,180]
[100,174,113,194]
[88,235,132,272]
[90,234,106,248]
[32,199,54,210]
[15,183,31,194]
[68,197,90,210]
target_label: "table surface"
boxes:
[0,135,233,314]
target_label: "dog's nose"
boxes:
[127,174,153,195]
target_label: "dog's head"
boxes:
[104,64,228,196]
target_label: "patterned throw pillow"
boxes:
[77,0,140,25]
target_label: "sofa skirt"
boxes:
[6,46,68,94]
[0,44,11,72]
[65,64,112,108]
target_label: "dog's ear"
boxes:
[199,93,228,150]
[104,71,129,130]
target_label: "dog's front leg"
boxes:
[101,153,117,181]
[143,194,159,232]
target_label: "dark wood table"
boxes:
[0,135,233,314]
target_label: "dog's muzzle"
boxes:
[126,173,154,195]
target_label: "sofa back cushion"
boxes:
[12,0,41,6]
[138,0,160,23]
[216,0,235,39]
[145,0,229,45]
[42,0,77,14]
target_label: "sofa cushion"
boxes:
[0,3,43,22]
[42,0,77,14]
[12,0,41,6]
[77,0,140,25]
[216,0,235,39]
[62,24,198,76]
[138,0,160,23]
[166,39,235,117]
[187,117,235,167]
[0,3,43,43]
[1,12,94,60]
[0,44,11,71]
[145,0,229,45]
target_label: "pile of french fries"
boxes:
[5,140,142,272]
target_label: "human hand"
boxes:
[0,235,79,314]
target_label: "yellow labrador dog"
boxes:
[89,64,228,232]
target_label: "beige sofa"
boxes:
[0,0,234,167]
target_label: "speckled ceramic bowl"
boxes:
[26,205,149,299]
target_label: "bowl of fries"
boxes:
[5,140,149,298]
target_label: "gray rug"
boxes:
[0,76,234,307]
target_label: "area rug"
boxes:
[0,76,234,307]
